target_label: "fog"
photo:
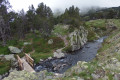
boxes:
[9,0,120,13]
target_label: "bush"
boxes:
[87,30,97,41]
[50,37,64,49]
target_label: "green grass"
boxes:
[85,19,106,29]
[22,35,65,63]
[62,45,72,52]
[0,46,10,55]
[112,19,120,28]
[0,60,11,75]
[31,52,53,63]
[52,24,69,36]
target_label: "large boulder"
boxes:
[69,26,88,51]
[8,46,21,54]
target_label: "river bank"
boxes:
[35,37,107,73]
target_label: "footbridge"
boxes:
[16,53,35,73]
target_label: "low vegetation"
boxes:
[0,60,10,75]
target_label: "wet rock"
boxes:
[8,46,21,54]
[86,46,90,48]
[35,66,43,71]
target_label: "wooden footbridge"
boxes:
[16,53,35,73]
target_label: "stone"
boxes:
[40,59,43,61]
[69,26,88,51]
[4,54,16,61]
[53,52,65,58]
[23,42,31,45]
[48,39,53,44]
[48,57,52,60]
[8,46,21,54]
[53,48,65,58]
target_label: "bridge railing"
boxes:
[25,53,34,67]
[16,55,24,70]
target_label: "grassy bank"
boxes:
[57,19,120,80]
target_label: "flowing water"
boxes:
[35,36,107,73]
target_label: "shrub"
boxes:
[87,30,97,41]
[50,37,64,49]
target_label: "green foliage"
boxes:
[0,60,10,75]
[56,5,81,28]
[7,40,23,48]
[53,24,69,36]
[85,19,106,29]
[0,46,10,55]
[23,35,64,63]
[62,45,72,52]
[23,45,33,53]
[50,37,64,49]
[31,52,53,63]
[87,30,97,41]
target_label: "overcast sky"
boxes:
[9,0,120,12]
